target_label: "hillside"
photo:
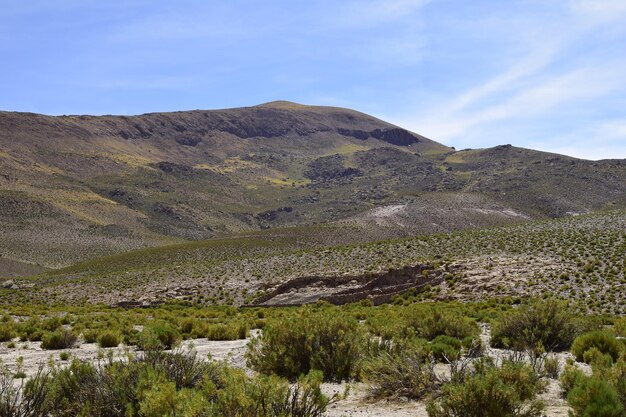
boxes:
[6,210,625,314]
[0,101,625,271]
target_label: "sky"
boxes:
[1,1,626,160]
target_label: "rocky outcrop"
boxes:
[250,263,459,306]
[337,127,420,146]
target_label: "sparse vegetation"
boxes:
[0,94,624,417]
[0,347,336,417]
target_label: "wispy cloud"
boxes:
[411,63,626,139]
[387,1,626,159]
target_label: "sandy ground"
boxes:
[0,326,573,416]
[323,383,428,417]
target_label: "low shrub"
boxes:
[140,322,180,350]
[179,317,196,336]
[41,329,77,350]
[490,300,587,352]
[213,368,334,417]
[567,377,623,417]
[246,307,365,381]
[571,331,622,363]
[430,335,463,362]
[204,324,238,341]
[82,329,99,343]
[613,317,626,338]
[0,365,49,416]
[40,317,63,332]
[560,363,587,397]
[426,360,546,417]
[363,350,441,399]
[25,347,334,417]
[17,317,44,342]
[406,308,479,341]
[543,355,561,379]
[97,331,120,348]
[0,323,15,342]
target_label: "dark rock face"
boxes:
[337,127,420,146]
[370,128,419,146]
[206,108,329,139]
[337,128,370,140]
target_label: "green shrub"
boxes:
[136,369,208,417]
[363,349,440,399]
[430,335,462,362]
[98,331,120,348]
[40,317,63,332]
[140,322,180,350]
[204,324,238,341]
[490,300,586,352]
[613,317,626,337]
[237,323,249,339]
[426,360,546,417]
[246,307,365,381]
[0,366,48,415]
[82,329,99,343]
[560,363,587,397]
[567,377,623,417]
[213,367,333,417]
[59,352,70,361]
[17,317,44,342]
[571,331,622,363]
[543,355,560,379]
[32,347,334,417]
[121,327,141,346]
[179,317,196,335]
[0,324,15,342]
[406,308,479,341]
[41,329,77,350]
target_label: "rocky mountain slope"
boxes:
[1,101,624,271]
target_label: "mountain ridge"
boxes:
[0,102,624,271]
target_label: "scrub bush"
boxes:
[426,360,546,417]
[41,329,77,350]
[571,331,622,363]
[491,300,587,352]
[247,307,365,381]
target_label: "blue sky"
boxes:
[1,0,625,159]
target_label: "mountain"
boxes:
[1,101,625,271]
